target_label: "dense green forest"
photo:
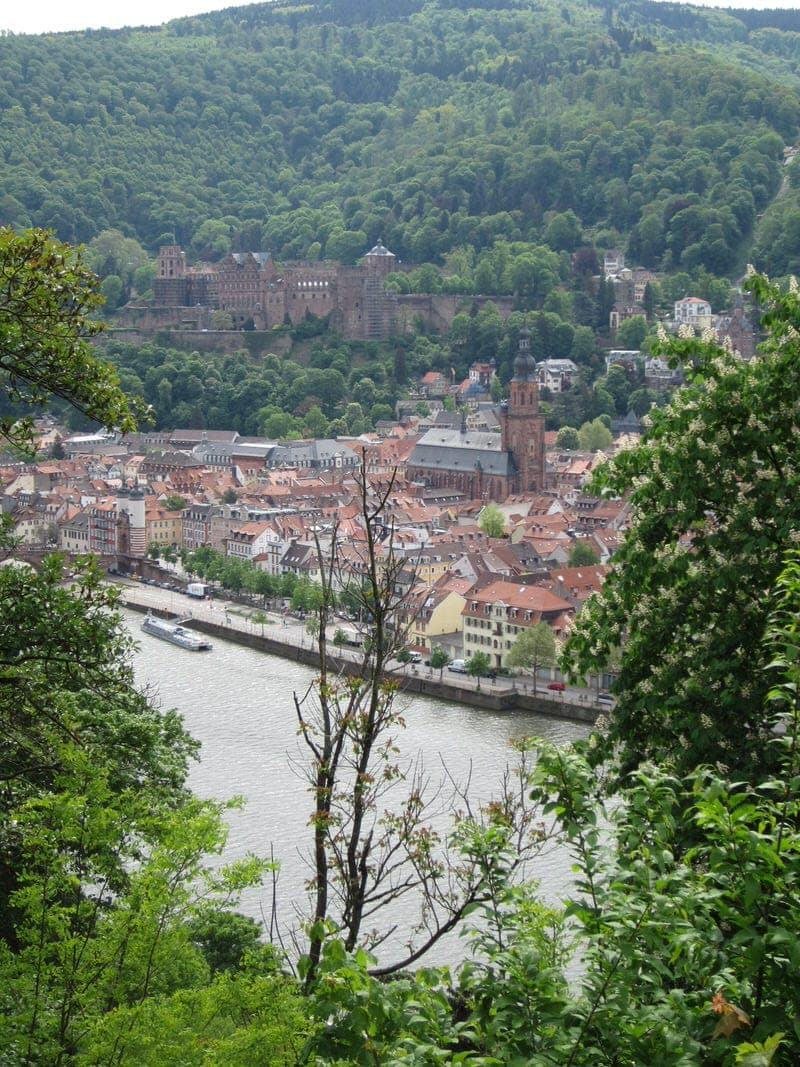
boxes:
[2,0,800,281]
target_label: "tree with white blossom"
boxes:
[564,274,800,779]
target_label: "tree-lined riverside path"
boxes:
[116,579,602,724]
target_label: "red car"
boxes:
[547,682,566,692]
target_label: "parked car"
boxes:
[548,681,566,692]
[448,659,468,674]
[408,651,422,663]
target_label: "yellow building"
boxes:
[145,505,183,548]
[402,578,471,652]
[412,548,454,587]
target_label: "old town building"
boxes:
[462,579,574,670]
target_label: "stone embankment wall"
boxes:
[124,599,598,727]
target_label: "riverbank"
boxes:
[121,592,599,726]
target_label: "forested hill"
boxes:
[2,0,800,276]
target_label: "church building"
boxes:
[407,330,546,501]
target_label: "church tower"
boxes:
[500,328,546,493]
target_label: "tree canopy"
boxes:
[565,274,800,779]
[507,621,557,693]
[0,0,795,287]
[478,502,506,538]
[0,228,142,449]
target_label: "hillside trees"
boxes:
[565,274,800,779]
[102,336,403,435]
[0,2,795,282]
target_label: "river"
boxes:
[126,608,590,968]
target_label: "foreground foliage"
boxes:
[302,557,800,1065]
[0,227,141,450]
[7,558,799,1063]
[0,556,304,1063]
[565,275,800,779]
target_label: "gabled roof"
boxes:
[410,429,512,478]
[464,579,573,614]
[170,429,240,445]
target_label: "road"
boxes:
[112,577,608,709]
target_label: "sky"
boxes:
[1,1,262,35]
[2,0,799,35]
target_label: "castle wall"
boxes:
[115,305,212,330]
[282,266,339,326]
[140,246,515,341]
[217,258,264,315]
[338,268,368,338]
[153,277,189,306]
[395,294,516,334]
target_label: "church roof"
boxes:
[410,429,513,477]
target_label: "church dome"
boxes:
[513,327,536,380]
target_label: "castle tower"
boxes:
[363,240,397,339]
[127,486,147,558]
[158,245,186,279]
[364,240,397,280]
[501,328,546,493]
[154,245,188,306]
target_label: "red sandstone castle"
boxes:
[154,241,398,339]
[407,330,546,501]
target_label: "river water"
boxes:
[125,609,590,968]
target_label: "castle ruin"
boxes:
[153,241,399,340]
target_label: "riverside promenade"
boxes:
[119,583,601,726]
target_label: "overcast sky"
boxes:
[2,0,798,36]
